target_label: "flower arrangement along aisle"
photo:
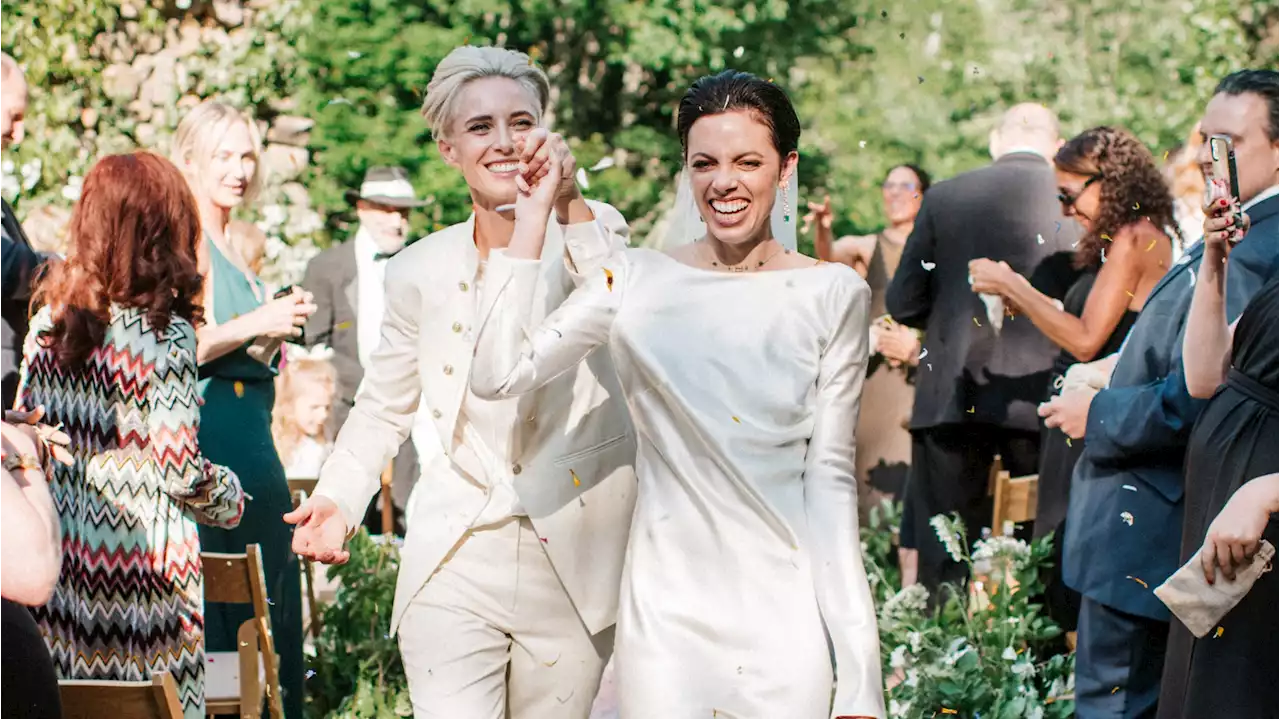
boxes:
[860,501,1076,719]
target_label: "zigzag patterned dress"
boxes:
[17,305,245,719]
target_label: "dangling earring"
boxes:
[782,184,791,223]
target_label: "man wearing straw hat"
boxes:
[302,166,432,531]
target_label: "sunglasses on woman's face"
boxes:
[1057,174,1103,210]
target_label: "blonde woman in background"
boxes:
[1167,123,1205,256]
[273,344,338,478]
[171,100,312,717]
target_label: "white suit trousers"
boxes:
[397,517,613,719]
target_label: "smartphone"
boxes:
[273,284,297,300]
[1205,134,1245,241]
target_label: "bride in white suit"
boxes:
[471,71,885,719]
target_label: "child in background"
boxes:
[272,344,338,478]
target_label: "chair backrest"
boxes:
[286,477,319,507]
[202,544,284,717]
[59,673,184,719]
[992,469,1040,535]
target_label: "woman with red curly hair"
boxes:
[16,151,244,719]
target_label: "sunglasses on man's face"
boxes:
[1057,174,1103,210]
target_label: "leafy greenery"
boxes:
[305,530,408,719]
[861,503,1075,719]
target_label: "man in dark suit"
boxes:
[1044,69,1279,718]
[302,167,429,533]
[1,53,44,410]
[887,103,1080,590]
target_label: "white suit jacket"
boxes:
[314,201,638,635]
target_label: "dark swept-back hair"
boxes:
[1215,69,1279,141]
[1054,126,1178,269]
[888,163,932,193]
[677,70,801,159]
[35,152,204,370]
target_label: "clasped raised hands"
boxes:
[513,128,577,219]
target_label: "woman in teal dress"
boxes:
[172,101,317,717]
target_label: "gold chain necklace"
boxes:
[704,241,790,272]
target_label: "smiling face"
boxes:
[686,110,797,246]
[1197,91,1280,206]
[1056,169,1102,231]
[1,74,27,150]
[882,165,924,224]
[436,76,540,209]
[193,120,258,211]
[356,200,410,254]
[292,392,331,439]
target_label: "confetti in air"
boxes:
[234,381,245,398]
[1112,687,1121,695]
[571,469,581,487]
[1037,233,1045,245]
[1214,626,1224,638]
[732,416,741,423]
[1122,484,1138,492]
[1188,268,1196,287]
[1120,511,1134,526]
[967,407,976,414]
[1133,202,1141,210]
[972,317,982,327]
[1146,238,1158,251]
[918,348,928,360]
[921,261,936,270]
[859,140,867,148]
[604,267,615,291]
[1126,575,1149,589]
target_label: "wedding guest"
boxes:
[273,344,338,478]
[1166,124,1206,252]
[968,126,1176,630]
[1,418,62,719]
[17,151,245,719]
[301,167,430,532]
[287,46,636,719]
[1046,69,1278,717]
[886,103,1080,591]
[807,166,930,586]
[2,52,45,409]
[171,100,313,718]
[470,69,885,719]
[1156,169,1278,719]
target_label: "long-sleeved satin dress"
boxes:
[471,247,886,719]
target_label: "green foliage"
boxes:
[305,530,408,719]
[862,504,1076,719]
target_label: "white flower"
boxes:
[904,668,919,688]
[1028,706,1044,719]
[261,204,288,229]
[907,631,922,653]
[882,584,930,617]
[61,175,83,201]
[1002,646,1018,661]
[943,637,971,666]
[889,699,912,718]
[19,159,41,191]
[971,535,1031,568]
[1011,659,1035,677]
[930,515,965,562]
[889,644,909,669]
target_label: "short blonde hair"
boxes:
[170,100,265,203]
[421,46,551,139]
[22,204,72,255]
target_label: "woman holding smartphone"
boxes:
[171,100,314,717]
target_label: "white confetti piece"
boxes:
[918,348,928,360]
[347,51,362,59]
[1122,484,1138,492]
[589,157,615,172]
[1120,511,1134,526]
[575,167,589,189]
[859,140,867,148]
[1188,268,1196,286]
[1036,233,1045,245]
[921,261,936,271]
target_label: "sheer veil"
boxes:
[662,169,799,252]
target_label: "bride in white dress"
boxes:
[471,71,885,719]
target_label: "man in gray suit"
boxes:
[888,103,1080,591]
[1044,69,1279,718]
[1,53,44,410]
[301,167,429,532]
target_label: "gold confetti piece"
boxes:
[1066,437,1072,447]
[1112,686,1121,695]
[942,709,958,715]
[543,654,560,667]
[967,407,976,414]
[570,469,581,487]
[973,317,982,327]
[234,381,245,398]
[1127,575,1149,589]
[1101,233,1112,241]
[1133,202,1141,210]
[1125,290,1134,297]
[1214,626,1224,638]
[1145,238,1157,252]
[732,416,741,423]
[1163,150,1170,161]
[336,320,353,330]
[528,46,542,64]
[604,267,614,291]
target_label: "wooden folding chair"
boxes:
[59,672,184,719]
[286,477,323,640]
[991,465,1039,537]
[202,544,284,719]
